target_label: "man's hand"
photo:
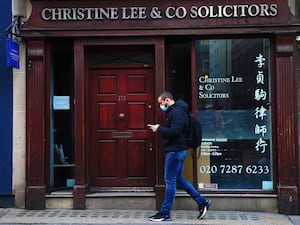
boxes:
[147,124,159,132]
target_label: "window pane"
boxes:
[195,39,273,190]
[50,39,75,189]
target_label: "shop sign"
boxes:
[6,38,19,69]
[41,4,278,21]
[25,0,290,30]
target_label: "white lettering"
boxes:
[248,4,260,17]
[41,8,51,20]
[95,8,119,20]
[209,6,218,18]
[260,4,270,16]
[40,4,279,21]
[199,76,231,83]
[205,84,215,91]
[166,6,188,19]
[190,6,198,19]
[122,7,147,19]
[52,8,62,20]
[217,5,223,18]
[199,92,230,99]
[139,7,147,19]
[269,4,278,16]
[77,8,85,20]
[232,5,239,17]
[238,5,248,17]
[166,7,175,18]
[85,8,94,20]
[231,76,243,82]
[198,6,210,18]
[189,4,279,19]
[175,6,187,19]
[223,5,233,17]
[122,7,130,19]
[71,8,77,20]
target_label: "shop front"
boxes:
[21,0,300,214]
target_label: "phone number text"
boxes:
[199,164,270,175]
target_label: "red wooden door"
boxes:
[88,67,155,188]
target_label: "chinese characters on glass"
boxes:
[195,39,273,190]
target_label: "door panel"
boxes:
[89,67,154,187]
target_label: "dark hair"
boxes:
[159,91,174,100]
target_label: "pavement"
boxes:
[0,208,300,225]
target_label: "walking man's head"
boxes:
[158,91,175,111]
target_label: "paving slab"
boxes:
[289,215,300,225]
[0,208,295,225]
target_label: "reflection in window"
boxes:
[195,39,272,190]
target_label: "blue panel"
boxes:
[0,0,13,194]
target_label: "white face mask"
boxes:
[160,105,168,112]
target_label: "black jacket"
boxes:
[157,99,189,152]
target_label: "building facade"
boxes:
[0,0,14,208]
[14,0,300,214]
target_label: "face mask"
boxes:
[160,105,168,112]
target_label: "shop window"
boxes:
[195,39,273,190]
[166,40,192,106]
[166,40,193,183]
[50,40,74,189]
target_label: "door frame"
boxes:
[73,37,165,209]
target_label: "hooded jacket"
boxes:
[157,99,189,152]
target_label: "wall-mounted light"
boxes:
[6,15,24,42]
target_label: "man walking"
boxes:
[147,91,211,222]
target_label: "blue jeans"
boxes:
[160,150,205,215]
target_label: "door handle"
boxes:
[119,113,125,119]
